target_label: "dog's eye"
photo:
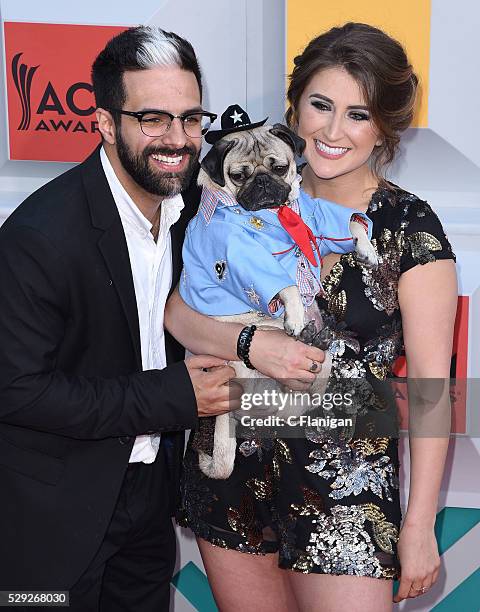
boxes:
[273,165,288,176]
[229,172,244,182]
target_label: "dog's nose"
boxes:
[255,174,270,189]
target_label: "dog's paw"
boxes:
[284,315,305,337]
[299,320,317,344]
[356,242,378,269]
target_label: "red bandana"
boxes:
[274,205,320,267]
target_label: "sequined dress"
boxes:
[177,183,456,579]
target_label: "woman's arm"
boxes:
[394,258,457,602]
[165,287,243,360]
[165,287,326,386]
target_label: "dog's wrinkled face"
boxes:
[199,124,305,211]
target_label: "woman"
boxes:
[165,23,457,611]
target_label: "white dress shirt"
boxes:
[100,147,185,463]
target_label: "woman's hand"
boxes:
[393,522,440,603]
[249,328,326,390]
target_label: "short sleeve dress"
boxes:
[177,182,456,580]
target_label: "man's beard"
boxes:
[116,128,199,197]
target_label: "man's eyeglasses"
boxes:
[108,109,218,138]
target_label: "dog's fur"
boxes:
[192,124,377,479]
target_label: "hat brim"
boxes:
[205,117,268,144]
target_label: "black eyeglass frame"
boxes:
[107,108,218,137]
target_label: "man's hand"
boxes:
[249,329,327,391]
[185,355,242,417]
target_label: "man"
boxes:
[0,26,238,611]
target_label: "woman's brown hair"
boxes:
[286,22,418,178]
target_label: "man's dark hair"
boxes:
[91,25,203,111]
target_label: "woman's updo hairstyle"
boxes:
[286,22,418,178]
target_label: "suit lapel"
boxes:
[97,228,142,370]
[169,220,184,298]
[81,146,143,371]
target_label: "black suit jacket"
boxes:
[0,146,200,589]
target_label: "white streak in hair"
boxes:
[135,25,181,69]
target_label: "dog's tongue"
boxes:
[276,206,320,267]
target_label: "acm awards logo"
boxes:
[5,22,126,162]
[11,52,98,135]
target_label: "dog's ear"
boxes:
[270,124,305,157]
[200,138,237,187]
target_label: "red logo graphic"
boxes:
[5,22,127,162]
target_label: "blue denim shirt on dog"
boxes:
[180,186,372,318]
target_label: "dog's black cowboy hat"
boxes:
[205,104,268,144]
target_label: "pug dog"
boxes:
[180,118,378,479]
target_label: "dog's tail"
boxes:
[198,413,237,479]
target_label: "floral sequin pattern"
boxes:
[304,433,398,502]
[227,493,265,553]
[278,486,326,570]
[405,231,442,265]
[367,187,396,213]
[247,463,275,502]
[331,357,367,379]
[322,262,347,320]
[226,439,294,553]
[238,434,274,461]
[364,319,403,380]
[298,503,399,577]
[278,486,399,578]
[237,436,293,483]
[272,438,294,479]
[359,228,403,316]
[314,310,360,357]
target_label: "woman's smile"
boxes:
[314,139,350,159]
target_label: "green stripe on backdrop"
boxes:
[431,567,480,612]
[434,507,480,555]
[172,561,218,612]
[394,507,480,597]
